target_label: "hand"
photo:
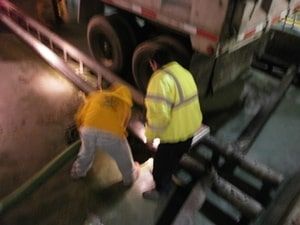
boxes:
[146,140,157,152]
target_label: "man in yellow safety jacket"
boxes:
[71,83,139,186]
[143,48,203,200]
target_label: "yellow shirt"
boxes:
[76,85,133,138]
[145,62,202,143]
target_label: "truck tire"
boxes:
[87,14,137,77]
[154,35,191,68]
[132,37,191,92]
[257,170,300,225]
[132,40,162,93]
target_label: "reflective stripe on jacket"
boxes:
[145,61,202,143]
[75,84,133,138]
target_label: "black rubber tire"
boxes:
[132,36,191,93]
[154,35,191,68]
[132,40,163,93]
[256,170,300,225]
[87,14,137,75]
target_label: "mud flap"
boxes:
[190,40,260,97]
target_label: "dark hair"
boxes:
[150,47,174,67]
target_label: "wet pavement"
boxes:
[0,32,86,224]
[0,31,155,225]
[1,1,300,225]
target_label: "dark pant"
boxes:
[152,137,192,194]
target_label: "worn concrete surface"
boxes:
[0,33,85,224]
[1,34,299,225]
[0,32,158,225]
[1,1,300,225]
[1,1,162,224]
[0,1,159,224]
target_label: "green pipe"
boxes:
[0,140,81,215]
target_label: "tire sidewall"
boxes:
[132,41,162,93]
[87,15,123,73]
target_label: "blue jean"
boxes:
[71,127,137,184]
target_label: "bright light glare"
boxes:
[34,42,60,65]
[129,120,160,149]
[34,73,73,96]
[153,138,160,149]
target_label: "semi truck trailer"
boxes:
[38,0,300,98]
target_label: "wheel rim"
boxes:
[87,14,138,77]
[90,30,114,68]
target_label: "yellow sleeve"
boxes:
[145,74,175,140]
[75,93,94,127]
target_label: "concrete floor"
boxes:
[0,32,161,225]
[1,1,300,225]
[214,70,300,177]
[0,2,161,224]
[1,32,300,225]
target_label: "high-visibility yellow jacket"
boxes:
[75,84,133,138]
[145,61,202,143]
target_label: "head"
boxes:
[149,47,173,72]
